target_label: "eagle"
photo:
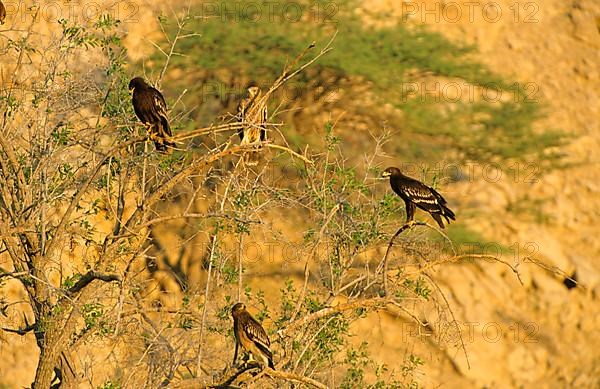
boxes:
[128,77,176,153]
[0,1,6,25]
[382,167,455,229]
[231,302,275,369]
[237,85,267,165]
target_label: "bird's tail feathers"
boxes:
[152,122,176,154]
[255,343,274,369]
[153,140,168,153]
[442,204,456,222]
[431,213,445,229]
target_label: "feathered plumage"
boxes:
[382,167,455,229]
[129,77,176,153]
[237,86,267,165]
[231,302,274,369]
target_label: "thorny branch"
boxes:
[172,365,329,389]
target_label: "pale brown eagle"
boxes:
[231,302,275,369]
[129,77,176,153]
[237,86,267,165]
[382,167,455,229]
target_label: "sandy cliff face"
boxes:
[354,0,600,386]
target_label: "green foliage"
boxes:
[159,0,565,171]
[244,287,270,322]
[442,223,511,255]
[341,342,404,388]
[81,302,112,335]
[210,296,235,338]
[402,278,432,300]
[157,151,187,172]
[220,263,239,284]
[169,1,506,89]
[277,279,298,325]
[177,315,194,330]
[298,125,396,294]
[401,354,425,386]
[506,194,554,224]
[217,295,234,322]
[50,122,72,146]
[61,273,82,289]
[58,19,102,49]
[305,304,347,363]
[340,342,367,388]
[97,380,121,389]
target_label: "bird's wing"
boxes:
[428,186,448,205]
[150,88,168,118]
[238,91,259,118]
[261,105,268,123]
[260,106,268,141]
[237,97,249,117]
[400,180,441,209]
[150,88,172,137]
[242,314,271,354]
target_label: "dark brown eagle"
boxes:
[237,86,267,165]
[129,77,176,153]
[0,1,6,25]
[382,167,455,229]
[231,302,275,369]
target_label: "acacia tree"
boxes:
[0,14,154,387]
[0,11,341,388]
[0,12,259,387]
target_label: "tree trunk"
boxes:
[58,350,79,388]
[32,305,80,388]
[34,340,60,389]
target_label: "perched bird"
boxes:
[0,1,6,25]
[231,302,275,369]
[128,77,176,153]
[237,85,267,165]
[382,167,455,229]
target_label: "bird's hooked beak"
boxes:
[381,171,391,179]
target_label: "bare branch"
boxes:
[65,271,121,296]
[402,253,524,286]
[1,323,35,336]
[378,221,418,294]
[281,298,387,337]
[45,136,147,260]
[0,268,28,280]
[263,368,328,389]
[290,204,341,322]
[265,143,313,164]
[423,273,471,370]
[171,123,245,142]
[172,365,328,389]
[525,257,577,288]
